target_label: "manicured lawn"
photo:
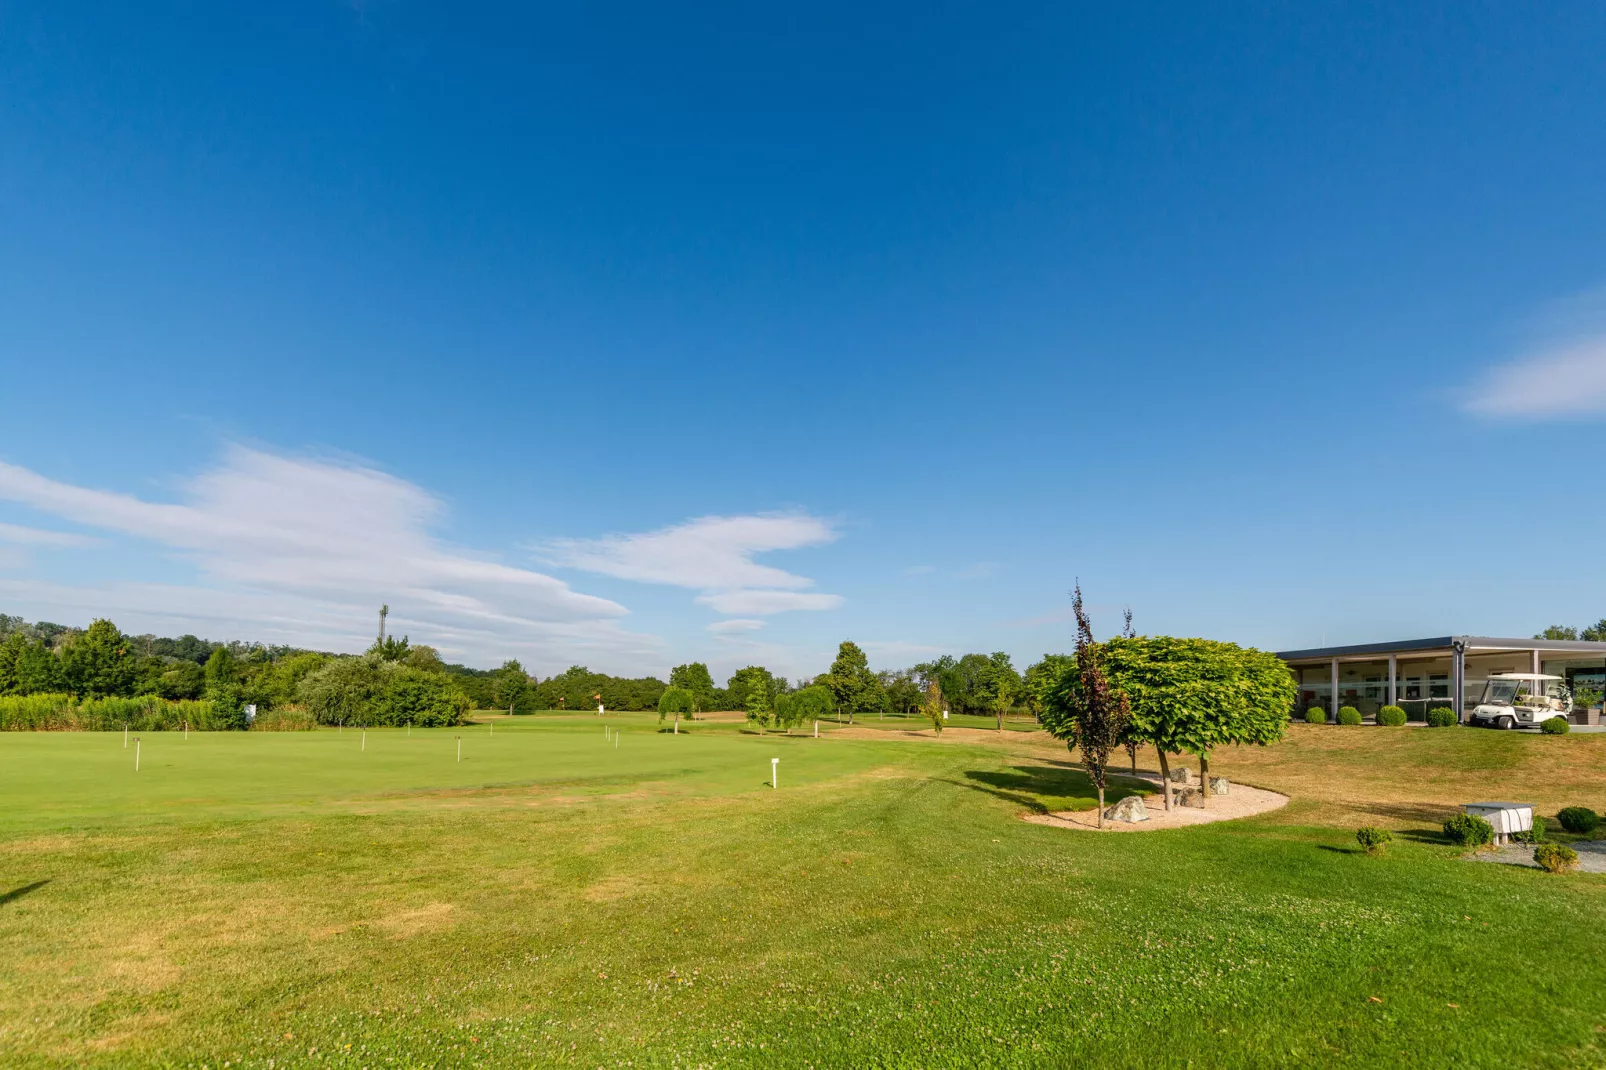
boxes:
[2,716,1604,1067]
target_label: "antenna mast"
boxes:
[378,604,389,643]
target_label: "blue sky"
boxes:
[3,3,1606,679]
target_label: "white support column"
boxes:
[1388,654,1397,707]
[1452,642,1467,721]
[1330,658,1340,717]
[1532,649,1542,675]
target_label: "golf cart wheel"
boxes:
[1498,716,1515,731]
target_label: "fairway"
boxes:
[3,719,1605,1068]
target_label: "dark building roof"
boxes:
[1276,636,1606,662]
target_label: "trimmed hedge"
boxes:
[1443,812,1494,848]
[1338,706,1362,726]
[1557,806,1600,835]
[1540,716,1570,735]
[1305,707,1328,724]
[1377,706,1408,727]
[1534,842,1580,874]
[1356,826,1392,854]
[1426,707,1457,728]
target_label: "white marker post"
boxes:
[184,721,188,741]
[771,757,779,789]
[456,735,461,763]
[814,720,818,738]
[407,722,411,737]
[490,718,494,738]
[362,727,366,752]
[124,724,129,749]
[135,737,141,772]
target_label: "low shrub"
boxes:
[1534,842,1580,874]
[1305,707,1328,724]
[1443,812,1494,848]
[1540,717,1570,735]
[1377,706,1408,727]
[1338,706,1362,726]
[1557,806,1600,835]
[1512,816,1547,844]
[1426,707,1457,728]
[1355,826,1392,854]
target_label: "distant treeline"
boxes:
[0,613,1073,730]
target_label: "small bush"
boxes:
[1377,706,1408,727]
[1512,816,1547,844]
[1426,707,1457,728]
[1443,812,1495,848]
[1356,826,1392,854]
[1337,706,1362,725]
[250,705,318,731]
[1534,842,1580,874]
[1540,717,1570,735]
[1305,707,1328,724]
[1557,806,1600,835]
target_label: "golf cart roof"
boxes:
[1488,673,1564,682]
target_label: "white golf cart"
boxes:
[1468,673,1571,730]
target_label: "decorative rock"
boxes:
[1104,795,1149,823]
[1168,767,1194,784]
[1209,776,1230,796]
[1173,786,1205,808]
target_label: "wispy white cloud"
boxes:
[541,512,843,617]
[0,446,661,669]
[0,522,98,547]
[901,564,936,576]
[695,589,843,615]
[706,618,766,634]
[1464,287,1606,419]
[1463,334,1606,418]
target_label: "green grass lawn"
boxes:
[2,715,1604,1068]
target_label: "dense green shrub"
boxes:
[1338,706,1362,726]
[1426,707,1457,728]
[1540,716,1570,735]
[1377,706,1408,727]
[1355,826,1392,854]
[1557,806,1600,835]
[1512,816,1547,844]
[1534,842,1580,874]
[1305,707,1328,724]
[1443,812,1495,848]
[296,656,469,727]
[0,693,77,730]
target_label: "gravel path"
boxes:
[1467,840,1606,872]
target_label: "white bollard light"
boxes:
[771,757,779,789]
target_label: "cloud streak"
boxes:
[1463,333,1606,419]
[0,446,660,668]
[540,513,843,617]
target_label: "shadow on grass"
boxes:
[0,879,51,907]
[1317,845,1363,855]
[955,766,1152,815]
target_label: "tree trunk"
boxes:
[1096,785,1105,828]
[1161,753,1174,807]
[1199,753,1210,808]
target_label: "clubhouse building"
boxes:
[1274,635,1606,723]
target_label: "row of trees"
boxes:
[1536,621,1606,641]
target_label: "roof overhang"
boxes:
[1276,636,1606,664]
